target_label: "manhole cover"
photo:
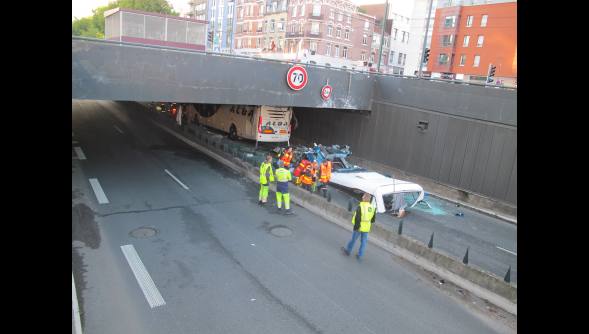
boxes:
[269,226,292,237]
[130,227,158,239]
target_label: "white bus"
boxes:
[186,104,293,146]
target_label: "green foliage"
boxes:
[72,0,179,38]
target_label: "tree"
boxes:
[72,0,179,38]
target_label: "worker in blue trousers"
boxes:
[342,193,376,261]
[275,160,294,215]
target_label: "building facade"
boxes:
[427,0,517,86]
[188,0,237,52]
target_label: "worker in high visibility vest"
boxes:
[342,193,376,261]
[294,159,310,186]
[300,164,314,191]
[275,160,293,215]
[259,155,275,205]
[280,147,293,169]
[318,159,332,198]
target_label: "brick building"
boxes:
[427,0,517,86]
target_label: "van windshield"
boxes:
[382,192,421,212]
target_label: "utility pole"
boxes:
[377,0,389,73]
[418,0,434,79]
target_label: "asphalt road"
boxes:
[72,100,512,334]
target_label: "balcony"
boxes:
[308,31,321,38]
[308,13,323,20]
[286,31,304,37]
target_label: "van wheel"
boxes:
[229,124,237,140]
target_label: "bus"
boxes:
[186,104,293,146]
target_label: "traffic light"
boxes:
[207,31,213,44]
[487,64,497,83]
[423,48,430,63]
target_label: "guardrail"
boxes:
[72,36,517,90]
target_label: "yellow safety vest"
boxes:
[352,202,376,233]
[275,168,292,182]
[260,162,275,184]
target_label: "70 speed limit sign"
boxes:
[286,65,308,91]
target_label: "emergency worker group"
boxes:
[258,147,375,261]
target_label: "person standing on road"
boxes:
[318,159,332,198]
[342,193,376,261]
[275,160,293,215]
[259,155,275,206]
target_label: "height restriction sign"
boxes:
[286,65,308,91]
[321,84,332,100]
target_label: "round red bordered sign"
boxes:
[321,84,332,100]
[286,65,308,91]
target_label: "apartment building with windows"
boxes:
[261,0,288,52]
[187,0,236,52]
[234,0,266,55]
[428,0,516,86]
[281,0,374,68]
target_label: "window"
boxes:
[398,52,404,65]
[278,19,285,32]
[389,51,395,65]
[328,25,333,36]
[393,28,398,40]
[406,32,409,43]
[477,35,484,47]
[312,4,321,16]
[338,13,343,21]
[300,4,305,16]
[466,15,473,27]
[473,55,480,67]
[361,52,366,61]
[364,20,370,30]
[330,9,334,19]
[347,14,351,24]
[459,54,466,66]
[463,35,470,47]
[334,45,339,57]
[344,29,349,39]
[481,15,488,27]
[438,53,449,65]
[362,34,367,45]
[299,22,303,33]
[270,19,275,32]
[259,4,264,15]
[343,47,348,59]
[370,53,375,63]
[326,43,331,56]
[403,53,406,65]
[291,23,296,33]
[401,31,406,42]
[292,5,297,17]
[336,27,341,38]
[441,34,454,46]
[444,16,456,28]
[310,41,317,51]
[311,22,319,34]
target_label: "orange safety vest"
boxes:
[301,168,313,185]
[280,152,292,167]
[320,161,332,183]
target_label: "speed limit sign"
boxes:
[286,65,308,91]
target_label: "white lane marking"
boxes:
[120,244,166,308]
[496,246,517,256]
[164,169,189,190]
[88,178,109,204]
[114,125,124,134]
[74,147,87,160]
[72,273,84,334]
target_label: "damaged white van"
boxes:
[330,171,425,214]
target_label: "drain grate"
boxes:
[269,226,292,237]
[130,227,158,239]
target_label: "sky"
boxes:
[72,0,387,21]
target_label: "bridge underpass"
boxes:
[72,36,517,213]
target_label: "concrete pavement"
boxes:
[72,100,515,333]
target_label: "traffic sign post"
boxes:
[321,84,332,100]
[286,65,308,91]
